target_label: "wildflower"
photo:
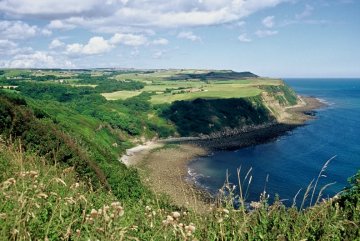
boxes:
[97,208,103,215]
[185,223,196,236]
[90,209,98,218]
[172,211,181,219]
[103,205,110,212]
[145,205,152,211]
[166,215,174,222]
[111,201,121,208]
[250,201,262,209]
[112,203,124,217]
[217,218,223,223]
[162,215,174,225]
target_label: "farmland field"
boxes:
[101,70,282,104]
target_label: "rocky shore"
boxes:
[121,96,325,211]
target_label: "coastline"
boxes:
[120,96,325,211]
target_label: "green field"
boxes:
[101,90,142,100]
[101,70,282,104]
[150,85,262,104]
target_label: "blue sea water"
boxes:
[188,79,360,206]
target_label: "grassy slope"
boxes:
[1,143,359,240]
[1,69,359,240]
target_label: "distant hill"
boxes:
[168,70,258,81]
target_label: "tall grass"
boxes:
[0,142,359,240]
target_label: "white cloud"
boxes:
[47,20,76,30]
[42,29,52,36]
[0,0,286,29]
[0,39,17,48]
[49,39,65,49]
[109,33,148,46]
[0,39,33,56]
[66,36,113,55]
[0,20,38,39]
[4,51,74,68]
[296,4,314,20]
[0,0,107,18]
[238,33,252,42]
[177,31,201,42]
[0,40,17,55]
[262,16,275,28]
[255,30,278,38]
[152,38,169,45]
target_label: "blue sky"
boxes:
[0,0,359,77]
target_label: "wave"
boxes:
[186,167,213,191]
[316,97,335,106]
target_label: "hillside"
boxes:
[0,69,359,240]
[1,139,359,240]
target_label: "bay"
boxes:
[188,79,360,206]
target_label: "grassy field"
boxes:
[102,70,282,103]
[102,90,142,100]
[150,85,262,104]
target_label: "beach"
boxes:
[120,96,325,211]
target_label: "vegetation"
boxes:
[161,97,273,136]
[0,68,358,240]
[0,143,358,240]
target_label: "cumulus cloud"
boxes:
[0,0,286,30]
[0,0,111,18]
[47,20,76,30]
[3,51,74,68]
[152,38,169,45]
[255,30,278,38]
[0,39,17,49]
[49,39,65,49]
[262,16,275,28]
[177,31,201,42]
[238,33,252,42]
[0,20,51,40]
[0,39,33,56]
[0,21,38,39]
[42,29,52,36]
[0,40,17,55]
[109,33,148,46]
[66,36,113,55]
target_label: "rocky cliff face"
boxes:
[260,83,301,123]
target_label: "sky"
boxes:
[0,0,359,77]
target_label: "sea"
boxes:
[188,78,360,207]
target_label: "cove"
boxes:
[188,79,360,206]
